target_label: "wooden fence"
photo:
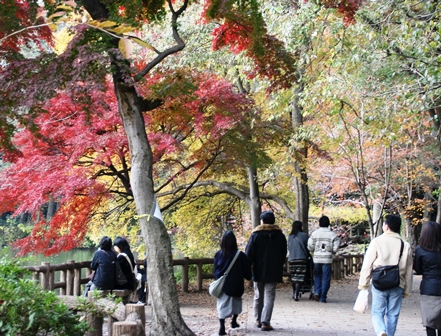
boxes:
[24,254,364,295]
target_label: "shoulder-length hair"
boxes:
[114,236,131,252]
[289,221,303,236]
[419,221,441,253]
[220,231,238,258]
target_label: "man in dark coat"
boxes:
[245,210,287,332]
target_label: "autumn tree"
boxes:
[1,0,367,333]
[300,0,441,245]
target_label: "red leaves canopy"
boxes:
[2,72,254,255]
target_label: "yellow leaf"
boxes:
[47,11,66,21]
[118,39,127,58]
[56,4,74,11]
[48,23,58,32]
[128,36,155,51]
[97,20,118,28]
[108,26,134,34]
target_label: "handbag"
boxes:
[115,259,128,286]
[371,240,404,291]
[353,289,369,313]
[209,250,240,298]
[120,253,139,290]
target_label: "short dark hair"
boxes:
[99,236,112,251]
[260,211,275,224]
[319,216,330,227]
[289,220,303,236]
[384,214,401,233]
[220,231,238,257]
[418,221,441,253]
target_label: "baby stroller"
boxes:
[289,257,314,301]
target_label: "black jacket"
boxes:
[115,250,137,290]
[214,250,251,297]
[414,246,441,296]
[245,224,288,283]
[91,249,117,290]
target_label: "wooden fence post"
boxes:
[66,260,75,295]
[41,262,50,290]
[60,269,66,295]
[196,261,203,291]
[182,257,189,293]
[85,315,103,336]
[112,322,137,336]
[74,267,81,296]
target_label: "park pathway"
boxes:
[178,274,425,336]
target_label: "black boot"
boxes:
[231,314,239,328]
[219,319,226,335]
[294,283,300,301]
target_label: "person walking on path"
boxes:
[414,221,441,336]
[359,214,413,336]
[288,220,310,301]
[245,210,287,332]
[213,231,251,336]
[307,215,339,303]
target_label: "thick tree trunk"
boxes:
[247,166,262,228]
[114,82,194,335]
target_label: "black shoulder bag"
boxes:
[371,240,404,291]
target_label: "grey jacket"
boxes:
[288,231,309,261]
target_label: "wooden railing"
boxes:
[24,254,364,295]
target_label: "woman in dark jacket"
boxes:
[288,220,310,301]
[113,236,137,291]
[414,221,441,336]
[213,230,251,336]
[89,236,117,293]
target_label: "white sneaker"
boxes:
[379,332,387,336]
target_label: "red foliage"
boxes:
[211,22,252,54]
[0,0,53,58]
[0,83,123,255]
[203,0,297,92]
[319,0,362,25]
[13,196,103,256]
[1,72,255,255]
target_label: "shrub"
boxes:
[0,252,89,336]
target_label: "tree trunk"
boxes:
[114,81,194,335]
[247,166,262,228]
[291,83,310,233]
[293,161,309,233]
[46,195,56,221]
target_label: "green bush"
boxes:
[0,253,89,336]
